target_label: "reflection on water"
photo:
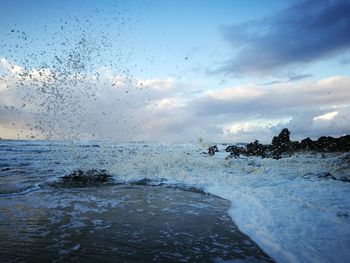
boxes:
[0,184,272,262]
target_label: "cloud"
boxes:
[0,59,197,141]
[186,76,350,142]
[1,58,350,143]
[273,106,350,140]
[313,110,338,121]
[287,73,313,82]
[261,73,313,86]
[0,58,23,74]
[219,0,350,76]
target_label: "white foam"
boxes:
[7,141,348,262]
[99,143,350,263]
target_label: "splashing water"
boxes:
[1,5,350,263]
[1,6,152,141]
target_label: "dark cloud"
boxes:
[261,73,313,85]
[220,0,350,76]
[287,73,313,82]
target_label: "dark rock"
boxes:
[272,128,290,146]
[60,169,112,186]
[223,128,350,160]
[130,178,155,186]
[290,141,300,151]
[208,145,219,156]
[339,135,350,151]
[225,145,244,157]
[299,135,350,152]
[271,128,292,153]
[80,144,100,148]
[174,185,208,195]
[225,145,236,152]
[271,151,281,160]
[300,137,316,151]
[315,136,338,152]
[246,140,266,158]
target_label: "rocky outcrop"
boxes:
[298,135,350,152]
[272,128,290,149]
[223,128,350,159]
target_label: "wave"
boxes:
[1,141,349,262]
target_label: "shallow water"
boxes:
[0,184,272,262]
[0,140,349,262]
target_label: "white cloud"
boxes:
[151,98,178,109]
[317,76,345,86]
[0,58,23,74]
[313,111,338,121]
[224,117,292,134]
[205,85,265,100]
[186,76,350,142]
[1,58,349,142]
[139,78,174,91]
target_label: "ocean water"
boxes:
[0,140,349,262]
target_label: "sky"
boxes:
[1,0,350,143]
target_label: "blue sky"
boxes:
[1,0,290,81]
[1,0,350,142]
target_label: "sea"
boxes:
[0,140,349,262]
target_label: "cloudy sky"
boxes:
[1,0,350,143]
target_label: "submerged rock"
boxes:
[302,171,350,182]
[129,178,164,186]
[51,169,114,187]
[62,169,111,182]
[208,145,219,156]
[79,144,100,148]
